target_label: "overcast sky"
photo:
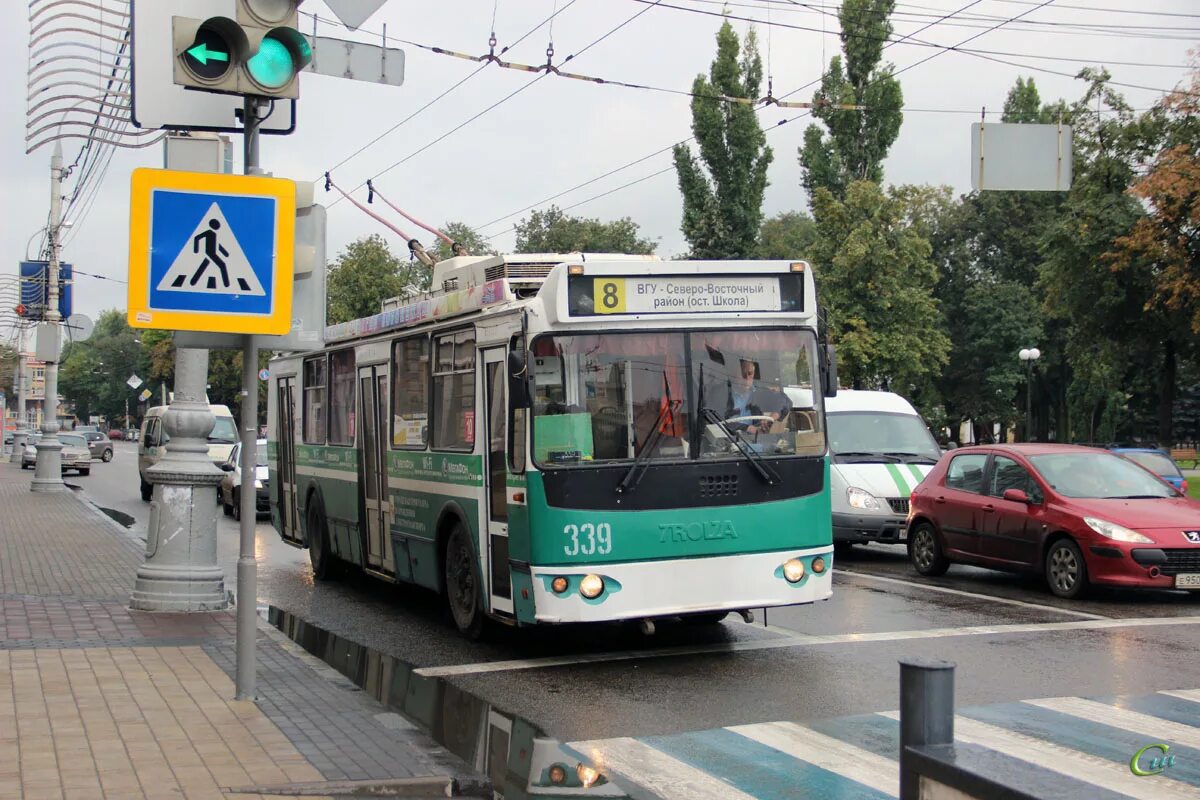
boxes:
[3,0,1197,329]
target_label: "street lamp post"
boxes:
[1019,347,1041,442]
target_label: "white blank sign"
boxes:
[970,123,1072,192]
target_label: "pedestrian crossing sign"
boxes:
[127,168,295,334]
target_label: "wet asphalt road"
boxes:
[79,441,1200,742]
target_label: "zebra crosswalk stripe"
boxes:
[728,720,898,796]
[1025,696,1200,749]
[569,736,759,800]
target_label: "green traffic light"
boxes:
[246,35,295,90]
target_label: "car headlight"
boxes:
[847,486,883,510]
[1084,517,1153,544]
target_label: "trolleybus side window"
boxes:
[329,349,357,446]
[391,336,430,449]
[302,357,326,444]
[432,328,476,451]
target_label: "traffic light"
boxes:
[172,1,312,99]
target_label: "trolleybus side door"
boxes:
[483,347,513,616]
[276,376,302,546]
[358,364,395,576]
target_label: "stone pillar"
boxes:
[129,347,229,611]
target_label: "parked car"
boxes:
[21,433,92,475]
[108,429,124,441]
[219,439,270,520]
[1111,447,1187,494]
[907,443,1200,599]
[138,404,237,501]
[81,431,114,462]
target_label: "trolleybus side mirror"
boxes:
[822,344,838,398]
[508,349,531,409]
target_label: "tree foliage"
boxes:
[799,0,903,200]
[673,22,772,258]
[513,206,656,254]
[431,221,498,262]
[810,181,949,391]
[756,212,818,259]
[326,235,428,324]
[58,310,149,423]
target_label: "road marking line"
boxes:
[1161,688,1200,704]
[413,616,1200,677]
[728,720,898,797]
[567,737,758,800]
[1024,696,1200,748]
[836,568,1108,620]
[881,711,1198,800]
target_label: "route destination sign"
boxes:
[568,273,804,316]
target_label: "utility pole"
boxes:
[32,144,65,492]
[9,329,27,464]
[236,95,266,701]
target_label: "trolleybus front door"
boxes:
[358,365,395,576]
[276,376,302,546]
[483,348,513,616]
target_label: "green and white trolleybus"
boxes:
[267,253,837,636]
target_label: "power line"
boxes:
[313,0,584,181]
[477,0,993,236]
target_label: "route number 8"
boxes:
[563,523,613,556]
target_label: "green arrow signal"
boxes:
[186,43,229,66]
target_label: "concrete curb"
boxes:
[223,775,490,796]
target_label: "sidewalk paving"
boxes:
[0,463,487,799]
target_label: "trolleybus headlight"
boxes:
[782,558,805,583]
[579,574,605,599]
[577,763,603,788]
[811,556,827,574]
[551,576,569,594]
[548,764,568,785]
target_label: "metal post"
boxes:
[899,659,955,800]
[1025,361,1032,443]
[235,95,265,700]
[32,144,65,492]
[10,339,26,464]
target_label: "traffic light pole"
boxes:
[235,95,265,701]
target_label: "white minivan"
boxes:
[823,390,942,546]
[138,404,238,501]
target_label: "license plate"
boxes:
[1175,574,1200,588]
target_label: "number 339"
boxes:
[563,523,612,556]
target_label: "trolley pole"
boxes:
[32,143,65,492]
[235,95,266,701]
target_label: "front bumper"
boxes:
[1084,544,1200,589]
[833,511,908,544]
[530,546,833,623]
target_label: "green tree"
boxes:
[326,235,428,324]
[0,343,17,398]
[799,0,903,201]
[431,221,498,262]
[513,206,656,254]
[755,211,818,259]
[673,22,772,258]
[58,310,149,423]
[810,181,949,391]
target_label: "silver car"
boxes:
[21,433,92,475]
[219,439,270,521]
[81,431,114,462]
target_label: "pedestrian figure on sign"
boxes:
[175,218,245,291]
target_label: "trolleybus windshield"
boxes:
[529,328,823,467]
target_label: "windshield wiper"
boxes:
[1106,494,1168,499]
[834,451,901,463]
[701,408,779,485]
[883,451,939,464]
[618,373,677,494]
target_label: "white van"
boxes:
[138,404,238,501]
[823,390,941,546]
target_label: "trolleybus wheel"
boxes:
[307,497,333,580]
[444,523,485,639]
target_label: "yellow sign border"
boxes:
[127,168,296,335]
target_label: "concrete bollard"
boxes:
[899,658,956,800]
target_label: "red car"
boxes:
[906,444,1200,598]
